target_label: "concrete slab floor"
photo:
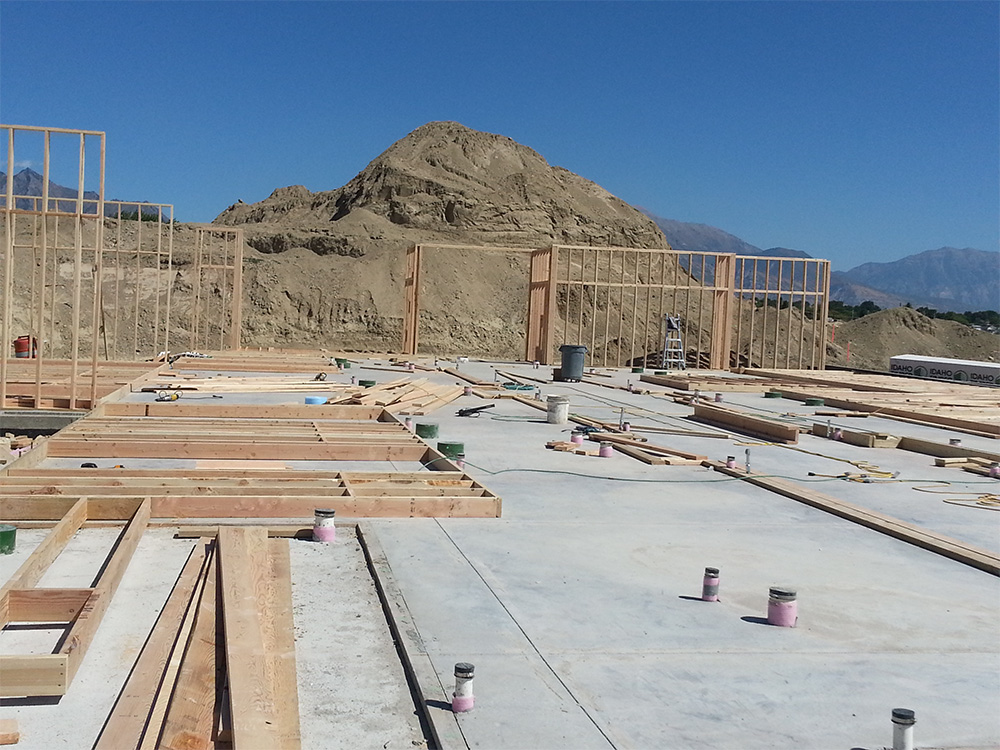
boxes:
[0,527,425,749]
[6,358,996,748]
[366,372,1000,749]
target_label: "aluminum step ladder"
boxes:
[660,315,686,370]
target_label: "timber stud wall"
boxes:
[2,125,244,409]
[403,243,830,370]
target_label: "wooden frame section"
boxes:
[401,241,830,369]
[1,125,245,411]
[0,497,150,696]
[402,242,535,359]
[2,125,106,410]
[0,469,501,519]
[190,226,244,352]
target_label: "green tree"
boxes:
[855,300,881,317]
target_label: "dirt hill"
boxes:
[826,307,999,371]
[215,121,674,356]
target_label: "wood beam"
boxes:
[218,527,282,748]
[94,541,210,749]
[60,498,151,686]
[689,403,800,444]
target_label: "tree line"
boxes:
[828,300,999,327]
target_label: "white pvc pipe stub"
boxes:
[891,707,916,750]
[452,662,475,712]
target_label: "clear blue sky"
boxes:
[1,1,997,271]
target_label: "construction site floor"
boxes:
[2,358,997,749]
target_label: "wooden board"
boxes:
[706,461,999,576]
[217,528,282,749]
[94,541,210,749]
[689,403,800,444]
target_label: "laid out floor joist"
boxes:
[0,498,151,697]
[1,469,501,520]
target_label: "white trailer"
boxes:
[889,354,1000,387]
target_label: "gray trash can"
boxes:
[558,345,587,382]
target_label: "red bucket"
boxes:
[13,336,37,358]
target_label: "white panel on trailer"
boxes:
[890,354,1000,386]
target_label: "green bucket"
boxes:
[804,398,825,406]
[631,367,645,373]
[764,391,783,399]
[0,524,16,555]
[415,423,439,439]
[358,379,376,388]
[437,441,465,459]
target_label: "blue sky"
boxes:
[1,1,997,271]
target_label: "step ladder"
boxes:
[660,315,686,370]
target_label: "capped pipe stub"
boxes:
[891,708,916,725]
[454,662,475,678]
[769,586,797,602]
[313,508,337,518]
[704,567,720,577]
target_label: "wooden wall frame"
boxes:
[1,125,245,411]
[402,242,830,370]
[402,243,536,359]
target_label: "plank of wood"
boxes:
[689,404,800,444]
[5,588,93,623]
[897,436,1000,463]
[174,527,316,539]
[0,654,68,697]
[217,527,282,749]
[265,539,301,748]
[934,457,975,467]
[94,541,210,750]
[61,498,151,686]
[46,439,427,462]
[158,549,219,750]
[706,461,1000,576]
[587,433,707,461]
[605,441,668,465]
[355,523,464,750]
[0,497,87,596]
[0,718,18,746]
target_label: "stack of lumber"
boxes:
[689,403,801,444]
[545,440,600,457]
[808,424,900,448]
[140,374,347,394]
[325,378,464,414]
[95,528,300,750]
[747,369,1000,437]
[640,372,786,393]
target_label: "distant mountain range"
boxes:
[0,168,160,217]
[834,247,999,312]
[640,208,999,312]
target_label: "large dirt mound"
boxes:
[211,121,671,355]
[826,307,999,371]
[216,121,664,250]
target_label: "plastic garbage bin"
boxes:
[558,345,587,382]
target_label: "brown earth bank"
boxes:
[825,307,999,371]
